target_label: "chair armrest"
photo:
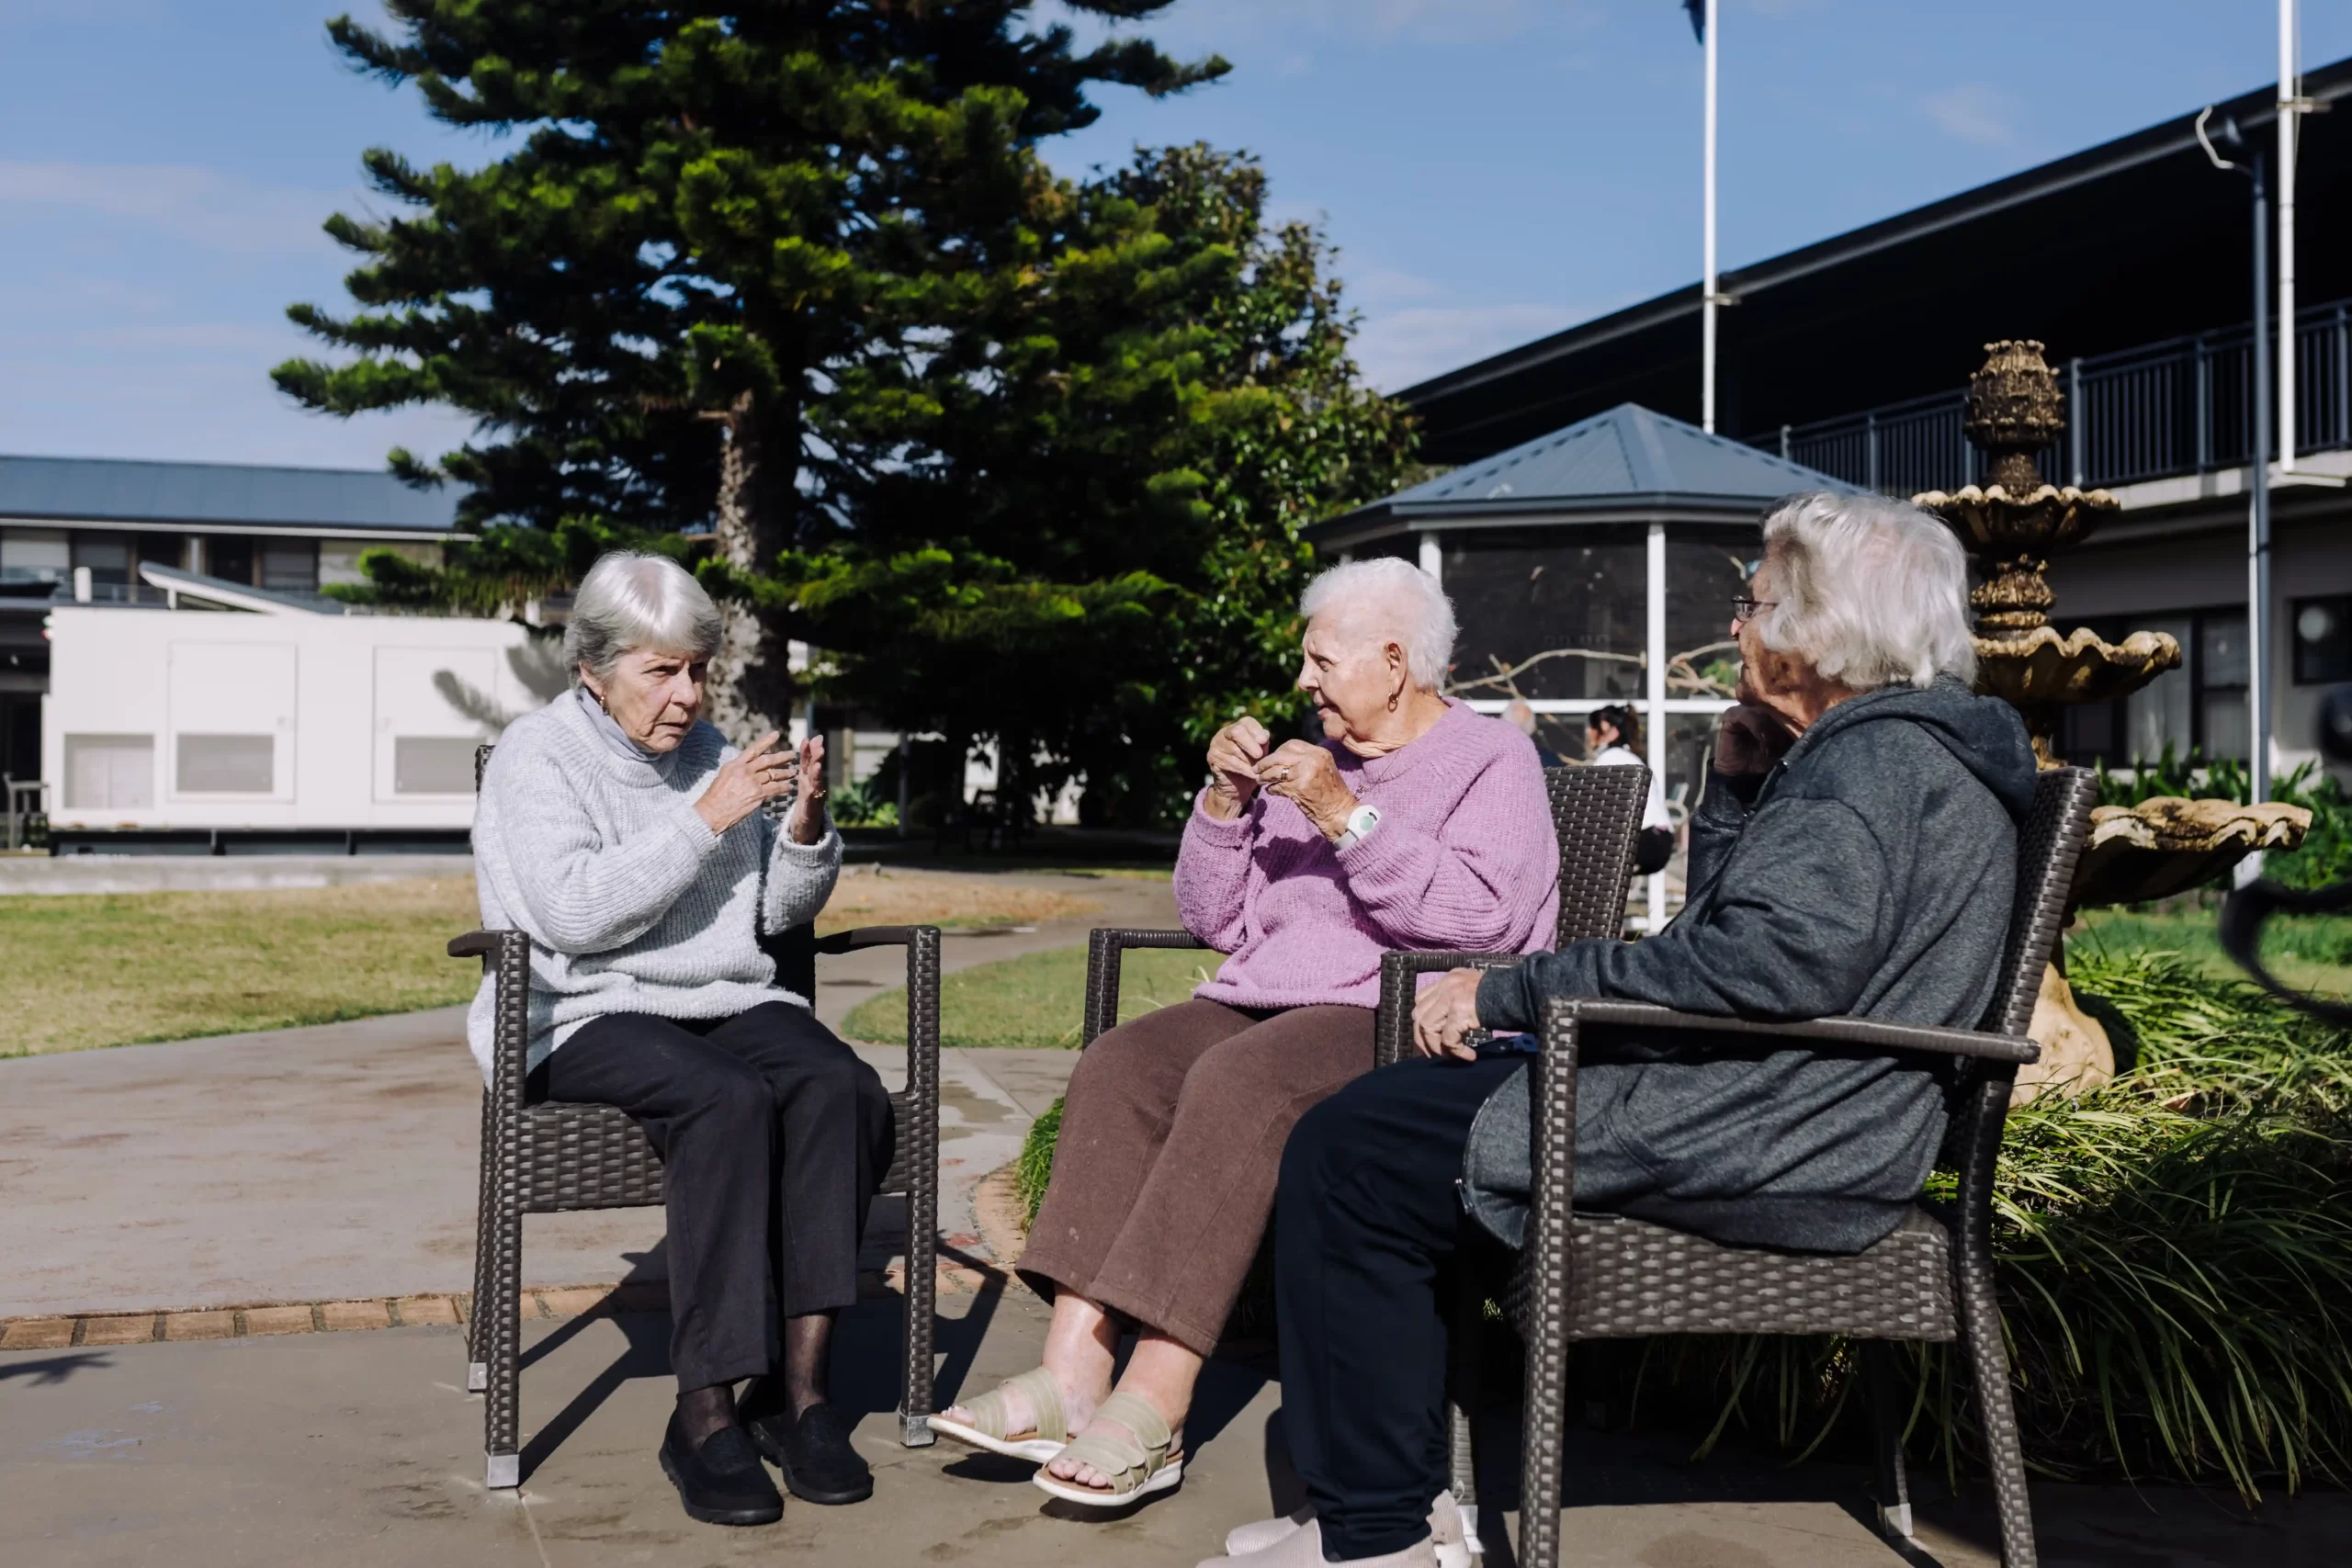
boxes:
[1375,950,1521,1067]
[448,928,530,1123]
[1549,998,2040,1066]
[814,924,928,955]
[1083,929,1209,1047]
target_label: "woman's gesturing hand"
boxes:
[1412,968,1487,1060]
[695,730,799,837]
[783,735,829,844]
[1204,716,1272,818]
[1256,739,1358,840]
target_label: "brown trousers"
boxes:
[1018,998,1376,1356]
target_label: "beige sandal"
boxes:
[925,1366,1070,1462]
[1030,1391,1184,1508]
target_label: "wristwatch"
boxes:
[1334,802,1383,852]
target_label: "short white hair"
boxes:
[1752,492,1975,692]
[1300,557,1458,691]
[563,550,723,683]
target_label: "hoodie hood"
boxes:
[1784,676,2038,818]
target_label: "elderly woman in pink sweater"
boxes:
[930,558,1559,1510]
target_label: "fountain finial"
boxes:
[1965,339,2065,494]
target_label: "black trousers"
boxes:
[530,1001,894,1395]
[1276,1055,1528,1562]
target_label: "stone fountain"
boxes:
[1916,340,2310,1099]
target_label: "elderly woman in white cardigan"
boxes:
[470,550,888,1529]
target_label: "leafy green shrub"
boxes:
[827,778,899,829]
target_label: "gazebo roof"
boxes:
[1313,402,1854,545]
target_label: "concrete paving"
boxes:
[0,875,1174,1319]
[7,1297,2346,1568]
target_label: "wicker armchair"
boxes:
[1380,766,2096,1568]
[1076,766,1652,1352]
[453,746,944,1492]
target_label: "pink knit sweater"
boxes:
[1177,700,1560,1010]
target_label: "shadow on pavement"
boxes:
[0,1353,113,1388]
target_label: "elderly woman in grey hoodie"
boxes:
[1211,492,2038,1568]
[469,551,885,1529]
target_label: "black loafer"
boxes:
[659,1417,784,1526]
[748,1402,874,1505]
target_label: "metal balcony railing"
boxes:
[1754,298,2352,495]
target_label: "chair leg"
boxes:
[1862,1340,1914,1542]
[1447,1275,1485,1562]
[483,1157,524,1488]
[1957,1255,2037,1567]
[466,1098,492,1393]
[898,964,942,1449]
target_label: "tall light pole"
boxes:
[2280,0,2301,470]
[1701,0,1719,433]
[2199,109,2273,813]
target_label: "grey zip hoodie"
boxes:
[1462,676,2038,1254]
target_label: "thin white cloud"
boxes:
[1351,301,1578,393]
[1920,83,2028,151]
[0,161,343,255]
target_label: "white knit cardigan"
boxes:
[465,692,842,1081]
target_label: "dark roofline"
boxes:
[0,452,418,481]
[1398,58,2352,411]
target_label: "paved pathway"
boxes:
[0,875,1172,1320]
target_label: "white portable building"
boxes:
[46,564,556,852]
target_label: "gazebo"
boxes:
[1309,402,1853,924]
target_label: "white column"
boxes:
[1701,0,1719,434]
[2280,0,2300,470]
[1417,531,1442,582]
[1645,523,1668,931]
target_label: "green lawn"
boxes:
[2068,906,2352,997]
[0,878,487,1058]
[842,942,1223,1048]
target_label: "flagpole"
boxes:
[1702,0,1718,434]
[2279,0,2298,474]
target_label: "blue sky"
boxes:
[0,0,2345,470]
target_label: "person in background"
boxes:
[929,558,1558,1524]
[1584,703,1677,875]
[1207,491,2034,1568]
[1499,697,1564,768]
[469,551,890,1529]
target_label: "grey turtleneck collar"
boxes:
[575,683,668,767]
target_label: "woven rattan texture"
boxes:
[1508,1209,1954,1340]
[1082,927,1209,1046]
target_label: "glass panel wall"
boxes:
[1664,529,1757,703]
[1442,526,1645,702]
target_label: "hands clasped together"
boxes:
[1201,716,1360,840]
[695,731,830,844]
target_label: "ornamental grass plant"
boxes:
[1613,938,2352,1501]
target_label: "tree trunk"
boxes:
[706,390,794,745]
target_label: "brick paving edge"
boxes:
[0,1254,998,1353]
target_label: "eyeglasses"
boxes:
[1729,595,1779,626]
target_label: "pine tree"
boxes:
[766,144,1416,824]
[276,1,1220,738]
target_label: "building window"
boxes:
[2058,605,2248,765]
[70,532,134,587]
[64,734,154,810]
[261,539,319,593]
[1442,527,1647,702]
[176,734,275,794]
[2293,594,2352,684]
[393,737,479,795]
[206,536,256,586]
[1,528,69,584]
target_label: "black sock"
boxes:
[674,1382,737,1450]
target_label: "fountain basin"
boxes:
[2071,796,2312,908]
